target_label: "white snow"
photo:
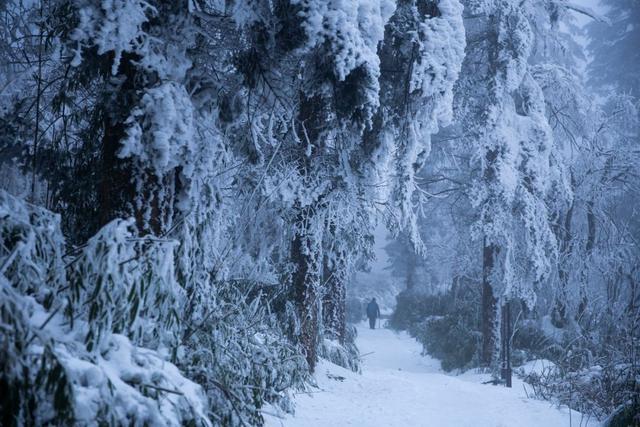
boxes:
[516,359,557,377]
[265,323,596,427]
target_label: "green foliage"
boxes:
[414,315,479,372]
[66,218,182,352]
[391,281,481,372]
[389,288,450,331]
[512,319,553,360]
[179,281,309,426]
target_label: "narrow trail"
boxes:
[266,323,596,427]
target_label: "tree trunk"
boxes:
[98,52,174,236]
[322,256,347,344]
[500,302,512,387]
[406,250,417,290]
[291,217,321,371]
[290,92,329,372]
[553,202,574,328]
[576,200,596,321]
[481,239,498,366]
[98,52,140,231]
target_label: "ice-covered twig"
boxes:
[559,1,611,24]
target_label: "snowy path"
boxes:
[265,323,596,427]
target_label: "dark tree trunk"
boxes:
[576,200,597,321]
[98,52,140,231]
[406,251,417,290]
[99,111,133,229]
[322,256,347,344]
[553,202,574,328]
[500,302,512,387]
[291,219,321,371]
[290,93,327,372]
[482,240,498,366]
[97,52,174,236]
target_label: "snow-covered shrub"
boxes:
[415,314,479,372]
[0,191,210,426]
[511,319,555,362]
[389,288,450,331]
[391,281,481,372]
[0,192,75,425]
[520,309,639,423]
[318,325,360,373]
[0,278,75,426]
[524,359,639,424]
[66,218,182,353]
[604,400,640,427]
[179,280,308,426]
[392,280,592,374]
[0,189,66,297]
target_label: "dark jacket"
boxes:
[366,301,380,319]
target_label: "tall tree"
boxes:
[455,0,582,367]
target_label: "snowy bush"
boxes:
[518,302,639,424]
[523,359,639,424]
[0,189,315,426]
[511,319,555,362]
[0,191,210,426]
[391,281,481,372]
[391,284,561,373]
[179,280,309,426]
[318,325,360,373]
[389,288,450,331]
[415,315,479,372]
[66,218,182,353]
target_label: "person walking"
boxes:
[366,298,381,329]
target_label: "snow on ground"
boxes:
[265,322,597,427]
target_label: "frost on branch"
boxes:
[120,82,196,181]
[376,0,465,245]
[178,280,309,426]
[293,0,397,123]
[410,0,465,127]
[294,0,395,80]
[69,0,193,79]
[70,0,154,74]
